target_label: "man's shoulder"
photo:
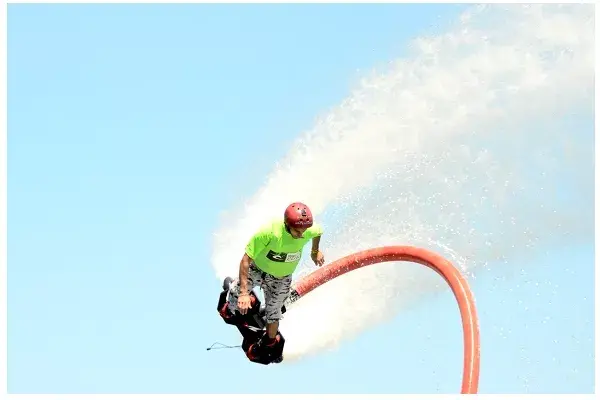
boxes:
[307,222,324,237]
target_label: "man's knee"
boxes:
[265,301,285,323]
[264,295,287,322]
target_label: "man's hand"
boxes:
[311,250,325,266]
[238,293,252,314]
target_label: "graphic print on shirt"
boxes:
[266,249,301,263]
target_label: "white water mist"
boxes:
[210,4,594,361]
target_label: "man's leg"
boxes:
[244,272,291,360]
[262,273,293,340]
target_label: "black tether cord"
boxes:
[206,341,242,351]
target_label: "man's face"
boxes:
[289,226,307,239]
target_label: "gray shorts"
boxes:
[227,263,292,323]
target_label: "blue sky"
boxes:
[7,3,594,394]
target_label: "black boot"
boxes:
[247,332,280,359]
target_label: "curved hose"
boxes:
[291,246,481,393]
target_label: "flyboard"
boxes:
[213,246,482,394]
[215,275,295,365]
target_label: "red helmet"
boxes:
[284,202,313,229]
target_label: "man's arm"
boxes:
[311,235,321,255]
[239,226,271,295]
[239,253,252,295]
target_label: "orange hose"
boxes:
[292,246,480,393]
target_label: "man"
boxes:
[225,202,325,356]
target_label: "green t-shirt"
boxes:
[245,218,323,278]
